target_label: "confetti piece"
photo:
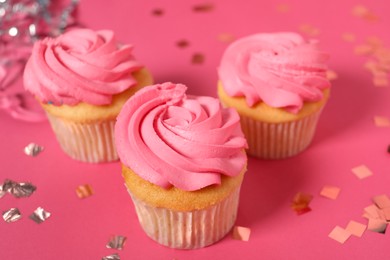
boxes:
[382,208,390,221]
[191,53,205,65]
[352,5,378,21]
[276,3,290,13]
[2,208,22,223]
[0,183,6,198]
[102,253,120,260]
[364,204,381,219]
[176,39,190,48]
[373,194,390,209]
[354,44,373,55]
[151,8,164,16]
[76,184,94,199]
[299,24,320,37]
[232,226,251,241]
[29,207,51,224]
[342,33,356,42]
[374,116,390,127]
[367,218,387,234]
[217,33,235,43]
[24,143,44,157]
[326,70,338,81]
[328,226,351,244]
[373,76,389,87]
[106,235,127,250]
[345,220,366,237]
[351,165,373,179]
[291,192,313,215]
[1,179,36,198]
[320,185,341,200]
[192,3,214,13]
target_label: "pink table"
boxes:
[1,0,389,259]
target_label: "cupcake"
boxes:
[23,28,152,163]
[218,32,331,159]
[115,82,247,249]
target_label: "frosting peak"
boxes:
[218,32,330,113]
[23,28,143,105]
[115,83,247,191]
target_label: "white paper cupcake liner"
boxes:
[127,186,241,249]
[46,114,118,163]
[240,108,323,159]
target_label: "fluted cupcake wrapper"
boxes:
[46,113,118,163]
[127,186,241,249]
[240,108,324,159]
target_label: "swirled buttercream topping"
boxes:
[115,82,247,191]
[218,32,330,113]
[23,28,143,105]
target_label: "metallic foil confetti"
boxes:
[102,253,120,260]
[192,3,214,12]
[1,179,36,198]
[2,208,22,223]
[176,39,189,48]
[191,53,205,65]
[232,226,251,241]
[24,142,44,156]
[76,184,93,199]
[0,183,6,198]
[291,192,313,215]
[106,235,127,250]
[29,207,51,224]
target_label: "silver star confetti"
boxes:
[24,143,44,156]
[106,235,127,250]
[102,253,120,260]
[29,207,51,224]
[2,208,22,223]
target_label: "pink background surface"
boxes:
[1,0,390,259]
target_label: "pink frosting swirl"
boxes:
[115,82,247,191]
[218,32,330,113]
[23,28,143,105]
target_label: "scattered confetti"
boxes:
[232,226,251,241]
[351,165,373,179]
[320,185,341,200]
[0,183,6,198]
[1,179,36,198]
[382,208,390,221]
[76,184,94,199]
[24,143,44,157]
[276,3,290,13]
[299,24,320,37]
[151,8,164,16]
[345,220,366,237]
[29,207,51,224]
[328,226,351,244]
[2,208,22,223]
[291,192,313,215]
[367,218,387,234]
[192,3,214,13]
[374,116,390,127]
[191,53,205,65]
[176,39,190,48]
[326,70,338,81]
[373,194,390,209]
[102,253,120,260]
[342,33,356,42]
[106,235,127,250]
[217,33,235,43]
[352,5,378,21]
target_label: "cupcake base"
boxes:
[46,114,117,163]
[127,186,241,249]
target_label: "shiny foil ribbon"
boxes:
[2,207,22,222]
[102,253,120,260]
[29,206,51,223]
[24,142,44,156]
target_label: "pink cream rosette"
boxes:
[24,28,143,105]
